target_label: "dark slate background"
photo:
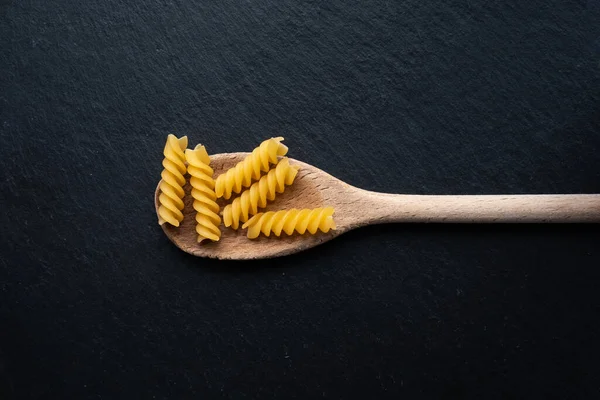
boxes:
[2,0,600,398]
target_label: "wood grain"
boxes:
[156,153,600,260]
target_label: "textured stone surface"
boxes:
[1,0,600,398]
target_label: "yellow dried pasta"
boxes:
[158,134,188,227]
[242,207,335,239]
[215,137,288,199]
[185,145,221,242]
[222,158,300,229]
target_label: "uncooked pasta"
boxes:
[242,207,335,239]
[222,158,300,229]
[158,134,188,227]
[215,137,288,199]
[185,145,221,242]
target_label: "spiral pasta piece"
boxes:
[158,134,188,227]
[215,137,288,199]
[185,145,221,242]
[222,158,300,229]
[242,207,335,239]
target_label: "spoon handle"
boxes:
[359,193,600,224]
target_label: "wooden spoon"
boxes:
[155,153,600,260]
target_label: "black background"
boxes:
[2,0,600,398]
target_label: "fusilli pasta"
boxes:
[222,158,300,229]
[158,134,188,227]
[242,207,335,239]
[215,137,288,199]
[186,145,221,242]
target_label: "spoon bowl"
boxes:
[156,153,353,260]
[156,153,600,260]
